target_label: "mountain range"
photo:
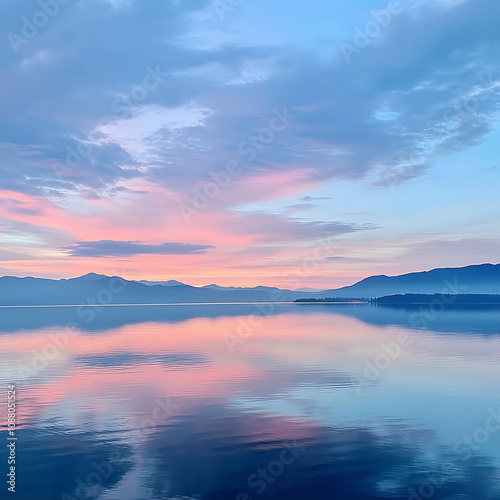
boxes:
[0,263,498,306]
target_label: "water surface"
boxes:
[1,303,500,499]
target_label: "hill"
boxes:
[318,264,500,298]
[0,264,499,305]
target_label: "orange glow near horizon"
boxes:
[1,185,495,288]
[0,183,371,288]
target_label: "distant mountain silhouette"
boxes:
[137,279,186,287]
[318,263,500,298]
[0,275,302,305]
[0,263,499,305]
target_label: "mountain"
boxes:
[0,263,499,306]
[136,280,282,293]
[0,275,303,306]
[137,279,186,287]
[318,263,500,298]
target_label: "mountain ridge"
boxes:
[0,263,498,305]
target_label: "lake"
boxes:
[1,302,500,499]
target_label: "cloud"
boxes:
[227,212,379,243]
[0,0,266,197]
[1,0,499,203]
[324,256,375,263]
[299,196,332,202]
[401,239,500,268]
[284,202,317,213]
[0,197,43,216]
[371,163,431,187]
[0,217,73,247]
[62,240,215,257]
[141,0,500,196]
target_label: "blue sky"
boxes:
[0,0,498,287]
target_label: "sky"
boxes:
[0,0,499,288]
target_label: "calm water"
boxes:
[1,303,500,499]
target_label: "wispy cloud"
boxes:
[62,240,215,257]
[2,0,499,200]
[299,196,331,202]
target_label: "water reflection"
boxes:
[1,302,499,335]
[1,304,499,499]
